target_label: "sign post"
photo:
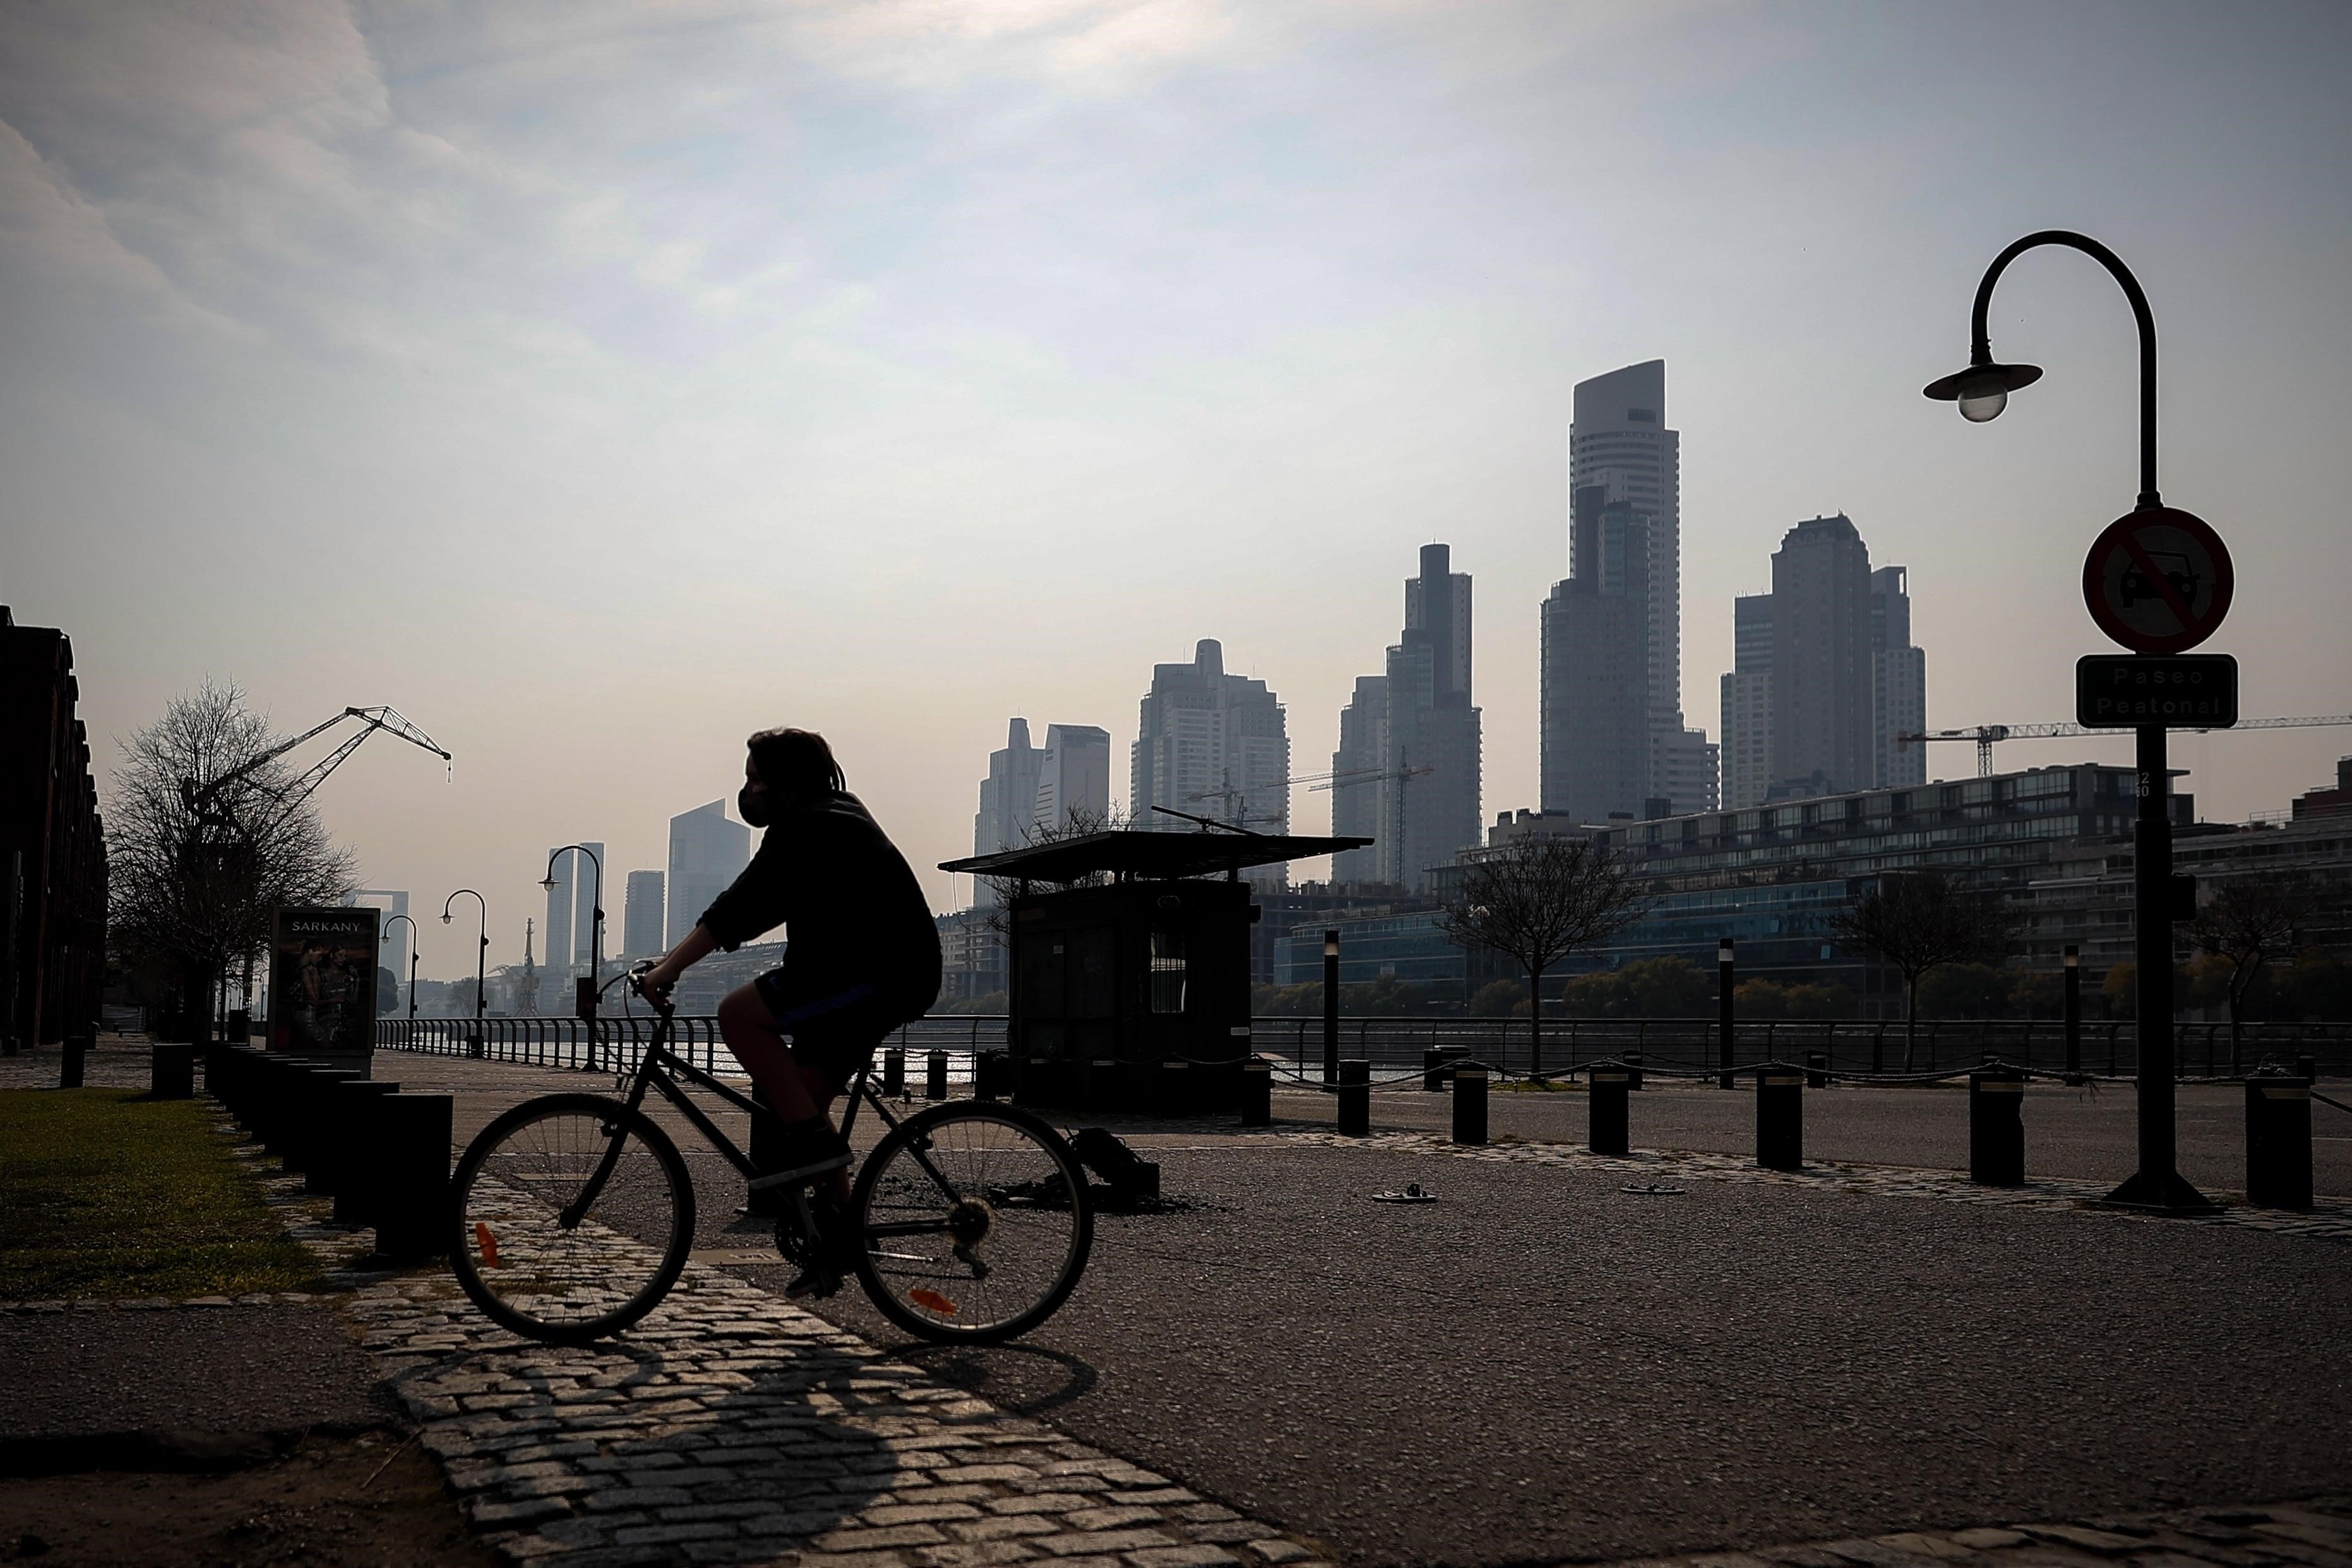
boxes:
[2079,506,2233,1211]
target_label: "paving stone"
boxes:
[1245,1544,1315,1566]
[952,1516,1068,1545]
[2028,1526,2154,1556]
[1064,1506,1169,1532]
[816,1524,958,1552]
[1124,1546,1241,1568]
[1953,1533,2034,1552]
[1032,1529,1179,1556]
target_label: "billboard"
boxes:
[268,906,379,1060]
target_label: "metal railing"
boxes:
[374,1013,2347,1083]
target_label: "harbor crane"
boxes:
[1899,713,2352,776]
[181,705,451,838]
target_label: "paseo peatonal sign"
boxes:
[2075,653,2238,728]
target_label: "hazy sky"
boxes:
[6,1,2349,980]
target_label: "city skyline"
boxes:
[7,4,2349,980]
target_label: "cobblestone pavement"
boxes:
[1594,1496,2352,1568]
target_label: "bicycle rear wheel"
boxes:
[450,1093,694,1345]
[849,1102,1094,1344]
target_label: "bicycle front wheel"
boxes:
[450,1093,695,1345]
[851,1102,1094,1345]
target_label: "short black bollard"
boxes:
[1623,1049,1644,1091]
[1422,1048,1450,1092]
[373,1092,453,1263]
[1453,1064,1488,1146]
[327,1079,400,1224]
[1240,1059,1271,1127]
[881,1047,906,1097]
[926,1049,949,1101]
[975,1050,1009,1102]
[1755,1067,1803,1171]
[2246,1077,2313,1210]
[151,1042,196,1100]
[2295,1053,2318,1085]
[1967,1066,2026,1186]
[1337,1059,1370,1137]
[1085,1059,1116,1114]
[298,1069,362,1192]
[227,1007,251,1045]
[1161,1059,1191,1114]
[60,1035,89,1089]
[1805,1050,1829,1090]
[1588,1069,1630,1156]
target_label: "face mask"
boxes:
[737,783,772,828]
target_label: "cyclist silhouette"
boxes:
[636,728,941,1287]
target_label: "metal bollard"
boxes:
[150,1042,196,1100]
[1588,1068,1630,1156]
[326,1079,400,1224]
[1086,1059,1116,1114]
[1805,1050,1829,1090]
[975,1050,1009,1102]
[1967,1066,2026,1186]
[1337,1059,1370,1137]
[227,1007,251,1045]
[60,1035,89,1089]
[926,1049,949,1101]
[372,1093,453,1263]
[297,1070,362,1192]
[881,1047,906,1097]
[1423,1048,1450,1092]
[2245,1077,2313,1210]
[1239,1059,1271,1127]
[1452,1064,1489,1145]
[1623,1049,1644,1091]
[1161,1059,1191,1114]
[2295,1053,2318,1085]
[1755,1067,1804,1171]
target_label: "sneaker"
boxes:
[747,1117,853,1192]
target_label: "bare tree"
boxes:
[1828,872,2020,1071]
[2189,876,2317,1074]
[1436,834,1652,1079]
[109,682,353,1037]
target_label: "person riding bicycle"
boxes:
[635,727,941,1292]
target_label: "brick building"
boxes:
[1,607,106,1045]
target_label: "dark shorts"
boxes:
[752,971,921,1093]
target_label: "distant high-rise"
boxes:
[1719,517,1926,807]
[976,720,1044,862]
[571,841,606,972]
[1339,544,1481,889]
[1542,485,1651,822]
[1720,593,1776,809]
[1330,675,1387,884]
[623,870,666,958]
[1035,723,1113,832]
[1871,566,1928,789]
[543,852,573,981]
[667,802,751,947]
[1131,639,1291,886]
[1550,360,1715,820]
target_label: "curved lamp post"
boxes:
[443,889,489,1058]
[1923,229,2207,1212]
[381,913,420,1044]
[540,844,604,1020]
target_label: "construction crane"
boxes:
[181,705,452,838]
[1899,714,2352,776]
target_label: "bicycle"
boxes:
[448,970,1094,1347]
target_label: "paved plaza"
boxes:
[4,1038,2349,1567]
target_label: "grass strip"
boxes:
[0,1088,325,1300]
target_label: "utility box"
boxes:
[943,828,1367,1114]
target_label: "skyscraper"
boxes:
[542,852,572,981]
[1719,516,1926,806]
[1338,543,1481,889]
[1549,359,1716,819]
[1131,639,1291,886]
[623,869,666,958]
[1770,515,1876,797]
[1542,485,1652,822]
[666,802,751,947]
[1329,675,1387,884]
[1720,593,1776,809]
[1871,566,1928,788]
[1034,724,1112,832]
[976,719,1044,862]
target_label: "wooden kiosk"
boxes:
[941,829,1368,1113]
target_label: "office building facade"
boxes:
[667,802,751,947]
[1721,593,1776,809]
[1330,675,1388,884]
[623,869,666,958]
[1337,545,1482,890]
[1036,723,1112,831]
[1872,566,1928,789]
[1131,639,1291,886]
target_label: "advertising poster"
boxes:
[268,905,379,1063]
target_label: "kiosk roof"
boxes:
[941,829,1371,884]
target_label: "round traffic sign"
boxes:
[2081,506,2233,653]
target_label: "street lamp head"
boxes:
[441,912,453,925]
[1923,359,2042,423]
[539,875,558,891]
